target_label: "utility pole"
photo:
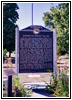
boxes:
[32,3,33,25]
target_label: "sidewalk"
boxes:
[31,92,48,97]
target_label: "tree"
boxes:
[3,3,19,56]
[43,3,69,55]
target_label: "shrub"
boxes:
[13,77,32,97]
[46,72,69,97]
[45,83,55,93]
[3,49,7,61]
[54,72,69,97]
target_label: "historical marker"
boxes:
[15,25,57,74]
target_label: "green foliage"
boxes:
[46,72,69,97]
[46,73,57,94]
[54,74,69,97]
[43,3,69,55]
[51,73,58,87]
[46,83,54,93]
[46,69,52,72]
[3,49,7,61]
[54,72,69,97]
[3,93,8,97]
[13,77,32,97]
[3,3,19,53]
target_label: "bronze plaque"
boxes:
[19,26,53,73]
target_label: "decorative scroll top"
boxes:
[33,27,40,34]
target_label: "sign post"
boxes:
[15,26,19,74]
[8,75,12,97]
[4,69,16,97]
[53,28,57,76]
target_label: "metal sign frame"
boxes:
[15,26,57,75]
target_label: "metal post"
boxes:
[32,3,33,25]
[53,28,57,76]
[8,75,12,97]
[15,27,19,74]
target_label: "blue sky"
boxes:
[16,3,59,30]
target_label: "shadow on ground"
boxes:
[32,88,53,97]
